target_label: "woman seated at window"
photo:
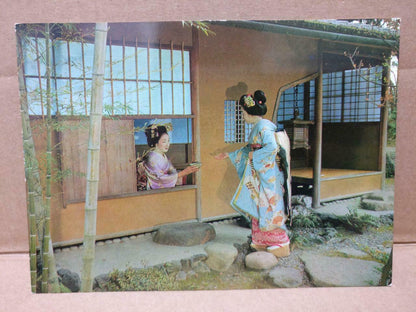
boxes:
[139,124,199,190]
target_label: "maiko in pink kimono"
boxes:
[141,124,199,190]
[215,90,291,258]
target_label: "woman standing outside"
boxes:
[215,90,291,257]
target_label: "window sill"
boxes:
[66,185,197,205]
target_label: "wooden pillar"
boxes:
[191,26,202,221]
[313,41,323,208]
[380,60,391,190]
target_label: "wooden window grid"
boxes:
[21,36,192,118]
[277,66,383,124]
[224,100,252,143]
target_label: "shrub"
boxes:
[291,213,322,229]
[336,207,378,234]
[107,267,178,291]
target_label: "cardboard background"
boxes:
[1,0,415,311]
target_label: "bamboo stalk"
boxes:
[67,40,73,115]
[41,23,53,293]
[147,39,151,114]
[191,27,201,220]
[170,41,175,114]
[109,36,114,115]
[135,36,140,114]
[182,42,185,114]
[34,34,44,118]
[82,41,88,115]
[122,36,127,115]
[52,41,59,115]
[81,22,108,292]
[17,30,40,293]
[159,40,163,114]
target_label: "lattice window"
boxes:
[278,66,383,123]
[224,100,252,143]
[343,67,383,122]
[277,84,307,123]
[21,36,192,117]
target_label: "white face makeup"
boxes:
[155,133,170,153]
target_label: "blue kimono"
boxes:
[228,119,289,232]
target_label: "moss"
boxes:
[107,267,179,291]
[176,270,275,290]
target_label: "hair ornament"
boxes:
[244,95,255,108]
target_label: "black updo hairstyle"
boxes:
[239,90,267,116]
[145,125,168,147]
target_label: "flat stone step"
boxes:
[152,222,216,246]
[268,267,304,288]
[299,251,383,287]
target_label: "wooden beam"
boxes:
[191,26,201,221]
[380,60,391,189]
[313,41,323,208]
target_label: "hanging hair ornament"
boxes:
[244,95,255,108]
[164,122,173,132]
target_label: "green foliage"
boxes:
[387,103,397,145]
[337,207,379,234]
[106,266,276,291]
[289,232,316,248]
[107,267,178,291]
[182,21,216,36]
[291,213,322,229]
[361,246,390,265]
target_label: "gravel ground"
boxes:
[272,225,393,287]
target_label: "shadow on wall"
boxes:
[216,161,240,205]
[226,82,248,100]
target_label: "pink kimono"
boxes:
[143,150,178,189]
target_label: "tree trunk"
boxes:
[81,23,108,292]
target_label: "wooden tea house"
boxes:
[19,20,398,246]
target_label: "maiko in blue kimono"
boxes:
[215,90,291,258]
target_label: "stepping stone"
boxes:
[337,247,368,258]
[299,252,383,287]
[245,251,278,270]
[204,243,238,272]
[363,190,394,202]
[152,222,216,246]
[268,267,303,288]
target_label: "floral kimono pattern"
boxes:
[143,150,178,189]
[228,119,290,245]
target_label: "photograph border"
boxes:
[1,1,415,311]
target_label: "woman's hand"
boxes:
[214,152,229,160]
[178,165,199,178]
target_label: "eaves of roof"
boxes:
[211,20,398,51]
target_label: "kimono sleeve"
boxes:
[251,128,278,173]
[228,145,250,179]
